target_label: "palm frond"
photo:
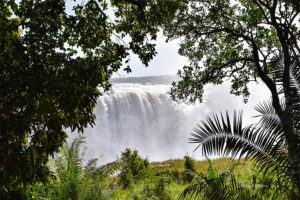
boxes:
[254,100,282,132]
[97,159,121,180]
[290,61,300,94]
[79,159,98,200]
[180,172,262,200]
[184,48,299,199]
[55,135,86,199]
[271,50,300,132]
[272,49,300,94]
[66,136,85,194]
[191,111,279,158]
[190,111,294,188]
[179,157,294,200]
[289,61,300,132]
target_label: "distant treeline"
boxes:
[111,75,180,84]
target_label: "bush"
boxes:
[154,177,171,199]
[155,168,182,184]
[183,156,196,183]
[118,149,150,189]
[171,169,181,183]
[142,177,171,200]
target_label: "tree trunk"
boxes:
[279,111,300,191]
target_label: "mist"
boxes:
[70,76,270,165]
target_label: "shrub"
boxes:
[183,156,196,183]
[118,148,150,189]
[142,177,171,200]
[171,169,181,183]
[154,177,171,199]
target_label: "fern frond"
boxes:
[97,159,122,180]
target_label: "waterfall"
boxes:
[73,79,269,165]
[81,84,206,164]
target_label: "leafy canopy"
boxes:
[153,0,300,195]
[159,0,300,191]
[163,0,299,103]
[0,0,177,197]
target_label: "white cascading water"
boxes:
[75,79,269,165]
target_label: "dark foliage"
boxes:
[181,102,298,199]
[0,0,178,197]
[183,156,196,183]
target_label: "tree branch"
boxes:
[251,40,282,113]
[252,0,272,24]
[204,58,253,82]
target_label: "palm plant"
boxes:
[180,102,299,199]
[55,136,86,199]
[180,48,299,199]
[40,135,121,200]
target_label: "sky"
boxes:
[113,30,270,104]
[114,33,189,78]
[62,0,188,78]
[66,0,271,163]
[103,19,271,163]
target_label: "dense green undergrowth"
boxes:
[29,136,282,200]
[109,158,252,200]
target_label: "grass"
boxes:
[151,157,252,175]
[109,158,252,200]
[109,179,189,200]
